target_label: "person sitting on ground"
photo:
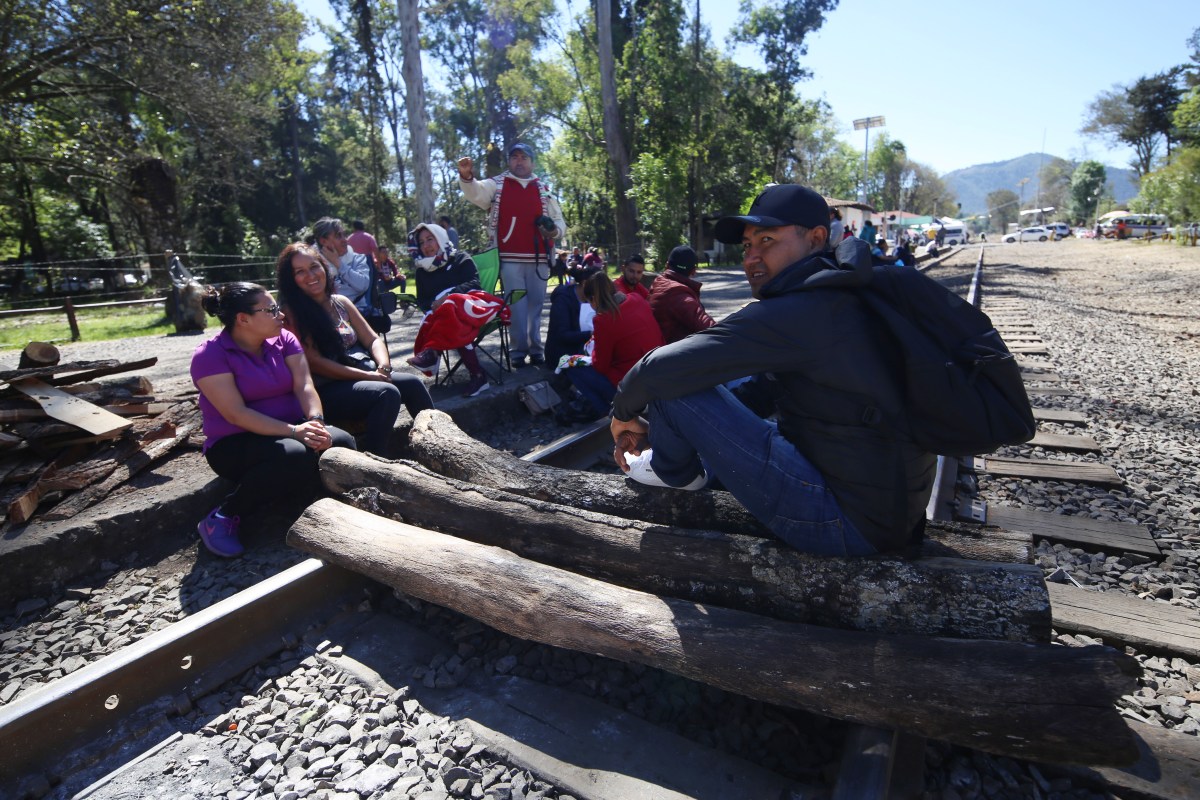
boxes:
[546,262,602,370]
[561,271,663,422]
[191,282,356,558]
[313,217,375,315]
[276,243,433,456]
[891,240,915,267]
[647,245,716,344]
[613,253,649,300]
[610,183,935,557]
[405,223,493,398]
[375,245,405,292]
[566,246,583,270]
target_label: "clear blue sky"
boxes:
[299,0,1197,175]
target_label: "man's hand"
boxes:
[457,157,474,182]
[610,416,648,473]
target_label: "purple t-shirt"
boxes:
[191,328,305,451]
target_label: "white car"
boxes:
[1003,227,1050,243]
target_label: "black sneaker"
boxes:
[527,354,545,367]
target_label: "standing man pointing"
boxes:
[458,143,566,367]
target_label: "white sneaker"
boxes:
[624,449,707,491]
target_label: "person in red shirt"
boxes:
[614,254,649,300]
[346,220,379,262]
[561,272,663,421]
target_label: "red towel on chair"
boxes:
[413,291,507,353]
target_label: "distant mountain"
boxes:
[943,154,1139,216]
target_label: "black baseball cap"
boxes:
[666,245,698,271]
[714,184,830,244]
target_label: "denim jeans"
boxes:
[566,365,616,416]
[645,386,875,556]
[500,260,548,359]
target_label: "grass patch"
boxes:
[0,306,175,351]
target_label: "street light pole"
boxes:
[853,116,885,205]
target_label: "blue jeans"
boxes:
[500,260,548,359]
[566,365,616,416]
[645,386,875,557]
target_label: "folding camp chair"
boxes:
[362,266,396,345]
[438,248,526,386]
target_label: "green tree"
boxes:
[1067,161,1108,225]
[906,163,956,217]
[1037,157,1073,219]
[1132,150,1200,221]
[1082,71,1183,177]
[1174,86,1200,148]
[792,106,859,199]
[865,135,907,211]
[1,0,309,271]
[730,0,837,180]
[985,189,1019,234]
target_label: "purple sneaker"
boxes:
[198,508,243,557]
[406,349,440,378]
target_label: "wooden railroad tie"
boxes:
[984,505,1161,558]
[1032,407,1088,425]
[967,455,1123,487]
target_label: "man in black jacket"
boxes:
[610,184,934,556]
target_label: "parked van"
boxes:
[939,226,967,246]
[1100,214,1168,238]
[1045,223,1071,239]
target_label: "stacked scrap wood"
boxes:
[0,343,201,527]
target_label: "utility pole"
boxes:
[853,116,885,204]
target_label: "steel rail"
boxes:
[0,558,367,789]
[520,418,613,469]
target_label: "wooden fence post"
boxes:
[63,297,81,342]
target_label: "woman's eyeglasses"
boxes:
[251,304,281,316]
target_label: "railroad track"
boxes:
[2,247,1197,799]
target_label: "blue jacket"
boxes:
[545,283,592,367]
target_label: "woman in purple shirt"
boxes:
[190,282,356,557]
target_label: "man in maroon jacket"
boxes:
[647,245,715,344]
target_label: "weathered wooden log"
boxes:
[17,342,60,370]
[288,498,1140,766]
[320,449,1051,642]
[408,409,764,534]
[0,360,119,384]
[407,410,1032,563]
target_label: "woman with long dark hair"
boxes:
[562,271,663,420]
[190,282,356,557]
[276,242,433,455]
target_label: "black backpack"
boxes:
[809,240,1036,457]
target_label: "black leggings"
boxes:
[205,427,356,518]
[317,375,434,455]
